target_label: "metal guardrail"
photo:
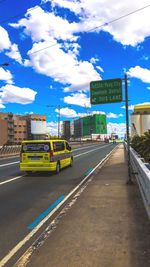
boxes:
[125,143,150,219]
[0,141,98,157]
[0,145,21,157]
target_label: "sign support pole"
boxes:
[124,73,133,184]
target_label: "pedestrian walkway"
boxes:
[27,144,150,267]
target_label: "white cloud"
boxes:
[92,111,106,115]
[47,121,63,136]
[5,44,22,64]
[128,66,150,83]
[10,7,80,42]
[64,92,91,107]
[25,111,34,115]
[121,105,134,111]
[0,68,13,84]
[147,87,150,90]
[0,26,11,51]
[90,57,99,64]
[96,66,104,72]
[0,99,5,109]
[46,0,150,46]
[24,40,101,92]
[107,112,123,118]
[107,122,126,138]
[136,102,150,106]
[141,55,149,61]
[47,122,58,136]
[55,107,78,118]
[0,84,37,105]
[0,26,22,63]
[55,106,106,118]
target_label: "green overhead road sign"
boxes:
[90,78,122,104]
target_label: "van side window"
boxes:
[53,142,65,152]
[66,142,71,151]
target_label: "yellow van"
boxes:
[20,140,73,174]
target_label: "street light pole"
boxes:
[47,104,71,139]
[124,73,133,184]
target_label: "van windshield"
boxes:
[21,142,50,153]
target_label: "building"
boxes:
[74,118,83,139]
[0,119,8,146]
[62,120,71,140]
[26,114,47,140]
[0,112,47,145]
[13,115,28,144]
[74,114,107,139]
[0,112,14,145]
[131,104,150,138]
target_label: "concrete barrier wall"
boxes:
[125,143,150,219]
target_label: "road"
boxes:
[0,142,117,266]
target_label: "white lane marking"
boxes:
[0,161,19,168]
[0,144,111,186]
[74,144,111,158]
[73,144,98,151]
[0,175,25,186]
[0,144,99,168]
[0,145,117,267]
[0,155,19,161]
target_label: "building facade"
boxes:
[131,104,150,138]
[74,118,83,139]
[74,114,107,139]
[62,120,71,140]
[13,115,28,144]
[0,112,46,145]
[0,112,14,145]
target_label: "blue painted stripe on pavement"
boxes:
[84,168,93,177]
[28,195,65,230]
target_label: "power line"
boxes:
[86,4,150,33]
[0,4,43,25]
[22,4,150,57]
[2,3,150,64]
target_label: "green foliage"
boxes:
[131,130,150,162]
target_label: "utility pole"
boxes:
[47,104,71,139]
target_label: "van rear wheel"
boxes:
[26,171,32,175]
[55,162,60,174]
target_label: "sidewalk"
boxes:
[26,144,150,267]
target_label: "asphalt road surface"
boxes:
[0,142,117,266]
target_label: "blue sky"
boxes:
[0,0,150,136]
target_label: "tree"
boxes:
[131,130,150,162]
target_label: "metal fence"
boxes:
[125,144,150,219]
[0,145,21,157]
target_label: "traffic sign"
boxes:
[90,78,122,104]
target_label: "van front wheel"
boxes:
[56,162,60,174]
